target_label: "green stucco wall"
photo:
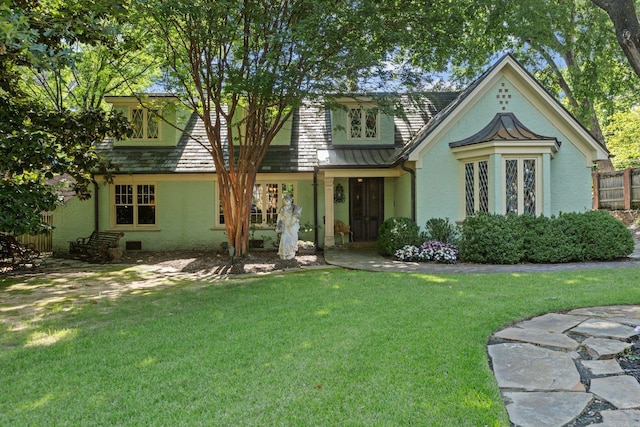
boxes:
[51,194,97,255]
[415,76,595,226]
[392,172,413,220]
[52,176,322,254]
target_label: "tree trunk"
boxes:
[592,0,640,79]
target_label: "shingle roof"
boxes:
[97,93,458,174]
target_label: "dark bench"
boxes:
[69,231,124,263]
[0,234,41,269]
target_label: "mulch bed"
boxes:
[119,249,327,275]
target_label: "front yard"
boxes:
[2,263,640,425]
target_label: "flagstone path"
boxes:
[488,306,640,427]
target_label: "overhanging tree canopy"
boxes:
[140,0,397,256]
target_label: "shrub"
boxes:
[580,210,635,260]
[376,217,421,256]
[458,213,525,264]
[459,211,634,264]
[522,214,583,263]
[424,217,459,245]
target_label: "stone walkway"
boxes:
[489,306,640,427]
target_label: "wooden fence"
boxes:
[17,212,53,253]
[593,168,640,210]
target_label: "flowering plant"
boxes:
[394,240,458,264]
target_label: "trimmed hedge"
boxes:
[458,211,634,264]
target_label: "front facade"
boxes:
[51,55,609,254]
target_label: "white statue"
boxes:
[276,195,301,259]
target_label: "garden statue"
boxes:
[276,195,301,259]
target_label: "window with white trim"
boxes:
[504,158,537,215]
[464,160,489,216]
[348,107,378,140]
[218,182,295,226]
[130,107,160,140]
[114,184,156,226]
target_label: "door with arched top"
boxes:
[349,177,383,241]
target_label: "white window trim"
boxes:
[502,156,541,216]
[111,182,158,229]
[130,106,161,141]
[463,158,490,217]
[216,181,297,228]
[347,106,379,141]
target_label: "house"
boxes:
[50,54,609,254]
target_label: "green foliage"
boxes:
[0,1,132,235]
[520,214,583,263]
[579,210,635,260]
[603,106,640,169]
[423,217,459,245]
[375,217,421,256]
[459,211,634,264]
[458,213,525,264]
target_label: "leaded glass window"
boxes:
[523,159,536,215]
[505,159,518,214]
[130,107,160,140]
[365,109,378,138]
[504,158,537,215]
[465,163,475,216]
[478,161,489,213]
[131,109,145,139]
[147,112,159,139]
[349,108,362,138]
[348,107,378,140]
[464,160,489,216]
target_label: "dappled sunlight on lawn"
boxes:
[25,328,77,347]
[0,261,241,336]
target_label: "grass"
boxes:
[2,266,640,426]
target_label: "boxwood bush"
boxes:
[376,217,421,256]
[459,211,634,264]
[458,213,525,264]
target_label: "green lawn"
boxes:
[2,266,640,426]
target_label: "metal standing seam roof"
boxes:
[448,113,559,148]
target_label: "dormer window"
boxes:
[131,107,160,140]
[348,107,378,140]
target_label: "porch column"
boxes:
[324,177,336,247]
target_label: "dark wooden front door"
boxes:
[350,177,383,241]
